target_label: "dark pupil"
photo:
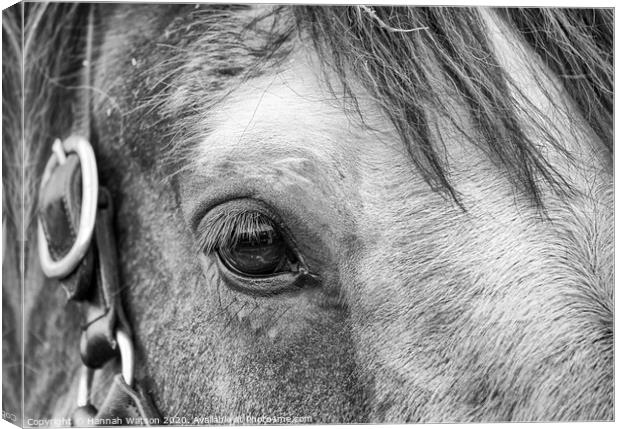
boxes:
[221,223,287,275]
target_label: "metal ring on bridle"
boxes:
[37,136,98,278]
[76,328,135,407]
[116,328,135,387]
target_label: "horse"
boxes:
[2,2,614,424]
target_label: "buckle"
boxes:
[38,136,98,278]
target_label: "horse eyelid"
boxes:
[194,206,294,257]
[194,202,279,255]
[193,199,319,280]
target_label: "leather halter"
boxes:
[37,6,160,425]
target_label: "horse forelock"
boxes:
[293,6,613,209]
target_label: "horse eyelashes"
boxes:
[197,211,278,255]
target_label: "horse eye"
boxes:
[217,220,297,277]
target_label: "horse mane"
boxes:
[2,4,25,416]
[294,6,613,208]
[2,2,89,416]
[3,3,88,241]
[2,4,22,251]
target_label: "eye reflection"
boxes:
[217,215,298,276]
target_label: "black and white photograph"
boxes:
[1,0,615,425]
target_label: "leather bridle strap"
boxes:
[37,5,161,426]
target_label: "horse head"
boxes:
[2,3,613,423]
